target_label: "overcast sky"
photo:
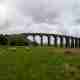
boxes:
[0,0,80,36]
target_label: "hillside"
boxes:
[0,47,79,80]
[0,33,39,46]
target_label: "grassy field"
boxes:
[0,47,80,80]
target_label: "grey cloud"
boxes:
[0,0,64,34]
[0,0,80,37]
[73,2,80,25]
[17,0,63,24]
[0,0,16,31]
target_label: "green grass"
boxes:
[0,47,80,80]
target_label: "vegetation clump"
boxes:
[0,34,38,47]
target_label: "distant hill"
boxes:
[0,33,39,46]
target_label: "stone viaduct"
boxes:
[21,33,80,48]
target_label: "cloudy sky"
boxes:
[0,0,80,36]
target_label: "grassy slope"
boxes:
[16,47,64,80]
[0,47,80,80]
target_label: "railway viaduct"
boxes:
[21,33,80,48]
